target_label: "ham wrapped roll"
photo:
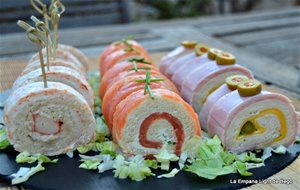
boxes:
[13,66,94,109]
[163,44,209,79]
[112,88,201,156]
[181,55,253,113]
[102,74,179,129]
[22,59,86,76]
[159,41,197,74]
[207,89,298,153]
[99,40,149,67]
[4,82,96,156]
[29,49,87,74]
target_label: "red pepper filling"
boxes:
[139,112,185,156]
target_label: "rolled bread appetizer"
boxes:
[4,82,96,156]
[171,48,222,90]
[181,52,253,113]
[112,88,201,156]
[99,64,166,99]
[207,80,298,152]
[99,39,149,67]
[100,48,152,75]
[102,74,179,129]
[29,49,87,74]
[199,75,250,130]
[159,41,197,74]
[12,66,94,109]
[163,44,209,79]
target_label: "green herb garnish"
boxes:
[135,71,164,99]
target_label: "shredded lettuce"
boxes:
[11,161,45,185]
[154,144,179,170]
[0,126,10,150]
[16,151,58,164]
[77,141,118,156]
[184,136,264,179]
[144,159,158,169]
[272,145,287,154]
[157,168,180,178]
[295,137,300,143]
[95,116,110,141]
[98,155,115,173]
[181,136,201,161]
[262,145,288,162]
[79,160,100,170]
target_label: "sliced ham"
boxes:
[4,82,96,156]
[112,88,201,156]
[180,61,253,113]
[207,91,298,152]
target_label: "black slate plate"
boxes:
[0,90,299,190]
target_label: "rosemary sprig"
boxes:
[135,71,165,99]
[17,20,48,88]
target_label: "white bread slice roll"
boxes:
[29,49,87,74]
[23,58,87,77]
[4,82,96,156]
[112,88,201,156]
[207,91,298,153]
[13,66,94,109]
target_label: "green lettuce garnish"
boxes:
[154,144,179,170]
[11,161,45,185]
[0,126,10,150]
[16,151,58,164]
[184,136,264,179]
[157,168,180,178]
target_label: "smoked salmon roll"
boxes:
[181,52,253,113]
[99,64,165,99]
[207,87,298,153]
[4,82,96,156]
[12,66,94,109]
[159,41,197,74]
[112,88,201,156]
[100,49,152,75]
[99,39,149,67]
[102,74,179,129]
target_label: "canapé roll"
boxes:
[99,61,158,99]
[4,82,96,156]
[99,40,149,67]
[29,49,87,74]
[112,89,201,156]
[207,90,298,152]
[159,41,197,74]
[13,66,94,109]
[181,61,253,113]
[99,67,163,100]
[102,74,179,130]
[100,49,151,75]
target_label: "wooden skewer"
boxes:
[31,16,52,71]
[30,0,50,28]
[17,20,48,88]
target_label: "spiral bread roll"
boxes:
[112,89,201,156]
[99,40,201,156]
[4,82,96,156]
[13,66,94,109]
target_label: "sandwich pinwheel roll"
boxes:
[4,82,96,156]
[207,80,298,153]
[112,88,201,156]
[181,52,253,113]
[159,41,197,74]
[13,66,94,109]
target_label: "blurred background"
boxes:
[0,0,300,96]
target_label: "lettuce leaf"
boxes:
[184,135,264,179]
[0,127,10,150]
[77,141,118,156]
[79,160,100,170]
[157,168,180,178]
[154,144,179,170]
[16,151,58,164]
[11,162,45,185]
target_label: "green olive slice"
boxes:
[194,43,209,56]
[208,48,222,60]
[240,121,256,135]
[216,52,236,65]
[225,75,249,90]
[181,41,197,49]
[237,79,262,97]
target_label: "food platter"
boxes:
[1,89,299,190]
